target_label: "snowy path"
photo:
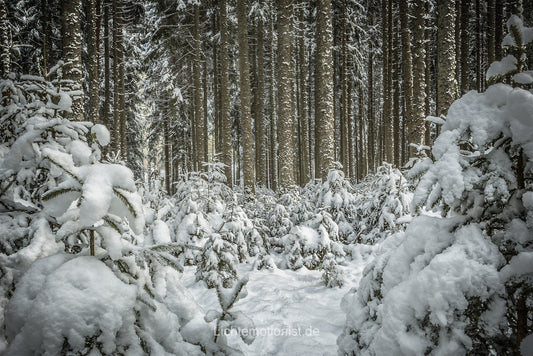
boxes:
[182,258,367,355]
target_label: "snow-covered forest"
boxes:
[0,0,532,354]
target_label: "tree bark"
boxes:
[193,4,206,169]
[254,5,267,188]
[460,0,470,95]
[237,0,255,194]
[411,0,427,156]
[315,0,335,180]
[277,0,297,189]
[61,0,83,120]
[87,0,99,123]
[437,0,457,119]
[219,0,232,186]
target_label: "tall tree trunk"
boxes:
[358,86,366,180]
[87,0,99,123]
[103,0,111,129]
[411,0,427,156]
[393,11,400,167]
[254,5,267,187]
[399,0,413,155]
[381,0,393,163]
[277,0,296,189]
[298,8,311,185]
[0,0,10,79]
[315,0,335,180]
[340,2,349,176]
[487,0,495,65]
[475,0,482,92]
[437,0,457,119]
[494,0,504,60]
[193,4,206,169]
[424,0,432,146]
[61,0,83,120]
[237,0,255,194]
[368,41,375,172]
[269,11,278,191]
[219,0,232,186]
[460,0,470,95]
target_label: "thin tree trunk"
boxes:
[269,11,278,191]
[87,0,99,124]
[193,4,206,168]
[299,6,310,185]
[237,0,255,194]
[103,0,111,129]
[219,0,232,186]
[460,0,470,95]
[399,0,413,155]
[255,5,267,187]
[0,0,10,79]
[411,0,427,156]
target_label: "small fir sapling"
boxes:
[321,252,344,288]
[205,277,256,349]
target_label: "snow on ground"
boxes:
[181,255,369,355]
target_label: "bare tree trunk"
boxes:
[269,11,278,191]
[393,11,400,167]
[193,4,206,169]
[299,6,310,185]
[0,0,10,79]
[103,0,111,129]
[61,0,83,120]
[315,0,335,180]
[87,0,99,124]
[437,0,457,119]
[237,0,255,194]
[219,0,232,186]
[368,40,375,172]
[254,5,267,188]
[460,0,470,95]
[277,0,296,189]
[411,0,427,156]
[399,0,413,155]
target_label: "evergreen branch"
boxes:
[112,187,138,218]
[102,215,122,234]
[41,186,81,201]
[43,155,82,184]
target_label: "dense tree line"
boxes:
[1,0,531,192]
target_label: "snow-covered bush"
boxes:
[206,278,256,349]
[0,71,219,354]
[4,252,218,355]
[170,162,266,265]
[314,167,357,243]
[338,217,505,355]
[283,211,345,270]
[352,163,412,244]
[196,229,240,289]
[322,253,344,288]
[339,18,533,354]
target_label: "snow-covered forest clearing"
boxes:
[1,0,533,355]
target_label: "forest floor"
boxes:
[182,253,371,355]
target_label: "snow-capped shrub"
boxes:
[253,253,276,270]
[196,229,240,289]
[338,217,505,355]
[4,252,218,355]
[283,211,345,270]
[207,277,256,349]
[267,202,293,251]
[339,18,533,354]
[314,167,357,243]
[352,163,412,244]
[322,253,344,288]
